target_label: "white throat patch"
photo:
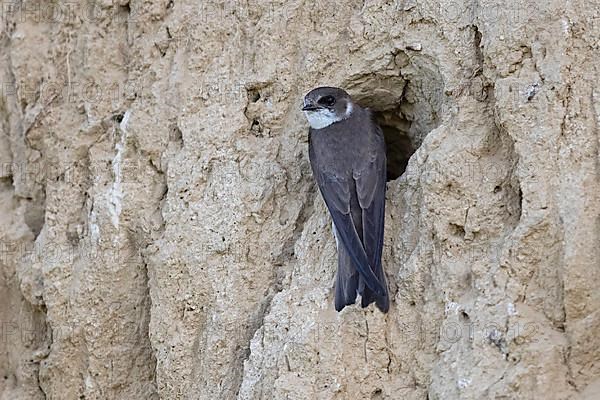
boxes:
[304,109,341,129]
[304,102,354,130]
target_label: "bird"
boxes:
[302,86,389,313]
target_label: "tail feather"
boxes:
[357,250,389,312]
[359,272,389,313]
[335,243,389,313]
[333,224,389,312]
[335,239,359,311]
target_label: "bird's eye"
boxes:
[318,95,336,106]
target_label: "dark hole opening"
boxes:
[373,110,417,182]
[346,59,443,182]
[378,120,415,181]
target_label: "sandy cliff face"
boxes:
[0,1,598,399]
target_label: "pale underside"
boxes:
[303,103,353,129]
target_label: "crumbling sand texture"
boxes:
[0,1,598,399]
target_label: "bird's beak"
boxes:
[302,101,320,112]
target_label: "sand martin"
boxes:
[303,86,389,312]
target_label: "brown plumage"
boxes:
[302,86,389,312]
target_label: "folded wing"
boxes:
[312,165,386,299]
[353,127,389,312]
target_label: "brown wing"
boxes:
[353,124,389,312]
[309,136,386,298]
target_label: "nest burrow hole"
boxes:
[346,60,443,181]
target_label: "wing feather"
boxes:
[354,126,389,311]
[313,170,386,298]
[354,130,387,271]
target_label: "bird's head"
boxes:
[302,86,354,129]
